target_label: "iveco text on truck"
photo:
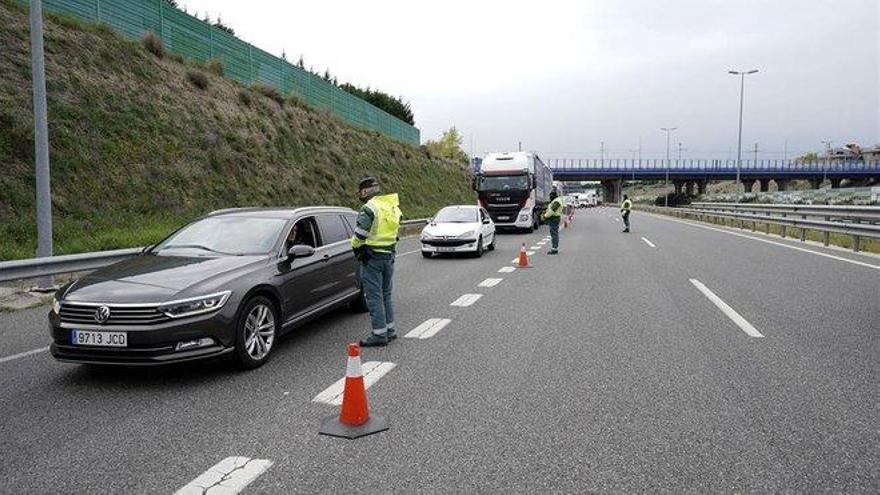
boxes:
[473,152,553,232]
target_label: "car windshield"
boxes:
[477,175,529,191]
[434,208,478,223]
[153,216,287,256]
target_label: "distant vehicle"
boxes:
[564,195,577,208]
[49,207,367,369]
[473,151,553,232]
[576,191,598,208]
[420,205,495,258]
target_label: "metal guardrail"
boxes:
[0,219,430,284]
[643,203,880,252]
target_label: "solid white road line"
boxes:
[175,457,273,495]
[396,248,421,258]
[526,251,535,256]
[641,237,656,248]
[0,346,49,364]
[313,361,397,405]
[530,245,542,250]
[478,278,503,287]
[404,318,452,339]
[450,293,483,307]
[498,266,516,273]
[647,213,880,271]
[689,279,764,338]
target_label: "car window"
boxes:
[285,217,321,252]
[342,213,358,233]
[154,216,286,256]
[317,214,349,244]
[434,207,478,223]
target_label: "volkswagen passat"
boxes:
[49,207,368,369]
[420,205,495,258]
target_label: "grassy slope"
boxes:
[0,0,473,260]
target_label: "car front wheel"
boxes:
[234,296,278,369]
[474,236,484,257]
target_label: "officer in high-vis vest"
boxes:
[542,189,564,255]
[620,194,632,233]
[351,177,402,347]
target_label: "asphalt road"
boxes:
[1,208,877,492]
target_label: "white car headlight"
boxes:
[159,291,231,318]
[456,230,478,239]
[52,296,61,314]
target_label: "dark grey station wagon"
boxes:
[49,207,367,369]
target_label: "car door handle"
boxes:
[321,254,330,262]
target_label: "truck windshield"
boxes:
[477,175,529,191]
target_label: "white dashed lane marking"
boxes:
[689,279,764,338]
[312,361,397,405]
[0,346,48,364]
[498,266,516,273]
[450,294,483,307]
[641,237,656,248]
[478,278,503,288]
[175,456,273,495]
[404,318,452,339]
[530,245,541,250]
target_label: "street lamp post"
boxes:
[729,69,759,200]
[30,0,54,290]
[661,127,677,207]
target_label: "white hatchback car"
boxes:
[420,205,496,258]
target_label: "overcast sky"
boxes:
[179,0,878,160]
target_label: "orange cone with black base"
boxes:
[517,243,533,268]
[319,343,389,439]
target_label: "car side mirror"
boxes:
[482,218,490,224]
[287,244,315,259]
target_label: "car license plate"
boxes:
[436,247,456,252]
[71,330,127,347]
[497,216,509,220]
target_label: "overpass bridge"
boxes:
[547,159,880,202]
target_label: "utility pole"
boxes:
[821,140,832,185]
[30,0,54,290]
[600,141,605,165]
[783,139,788,162]
[752,142,760,164]
[661,127,677,207]
[518,141,522,152]
[677,142,686,162]
[729,69,759,200]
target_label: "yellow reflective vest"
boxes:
[543,197,564,220]
[620,199,632,213]
[351,193,402,253]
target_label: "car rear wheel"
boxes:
[234,296,277,369]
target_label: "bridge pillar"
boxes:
[685,181,695,196]
[830,178,842,189]
[775,179,790,191]
[696,180,707,195]
[673,181,684,195]
[809,178,822,190]
[759,179,770,192]
[742,179,756,193]
[601,180,622,203]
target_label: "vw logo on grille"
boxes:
[94,306,111,324]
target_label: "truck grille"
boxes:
[60,303,169,326]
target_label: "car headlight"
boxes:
[52,296,61,314]
[456,230,478,239]
[158,291,231,318]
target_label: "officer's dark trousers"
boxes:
[622,211,630,230]
[360,252,395,335]
[547,217,560,250]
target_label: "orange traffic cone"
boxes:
[517,243,533,268]
[319,343,389,439]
